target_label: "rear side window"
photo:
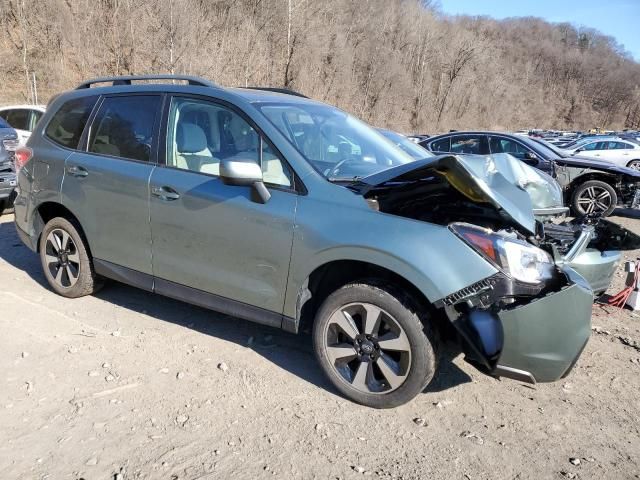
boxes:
[4,109,30,130]
[88,96,160,162]
[430,137,450,152]
[450,135,489,155]
[45,96,98,149]
[608,141,633,150]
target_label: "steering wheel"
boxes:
[327,157,359,178]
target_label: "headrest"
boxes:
[177,122,208,153]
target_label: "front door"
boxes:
[149,96,297,318]
[61,94,162,279]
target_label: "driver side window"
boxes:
[166,98,292,188]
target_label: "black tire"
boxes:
[313,280,438,408]
[39,217,102,298]
[571,180,617,217]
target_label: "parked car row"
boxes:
[417,131,640,217]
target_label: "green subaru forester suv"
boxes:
[13,75,639,408]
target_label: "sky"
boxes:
[438,0,640,61]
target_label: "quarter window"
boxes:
[45,96,98,149]
[167,98,293,188]
[88,96,160,162]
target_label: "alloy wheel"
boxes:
[44,228,80,288]
[323,302,412,394]
[628,161,640,171]
[577,186,612,214]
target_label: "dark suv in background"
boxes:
[422,131,640,217]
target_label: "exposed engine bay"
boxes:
[348,153,640,377]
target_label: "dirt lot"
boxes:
[1,212,640,480]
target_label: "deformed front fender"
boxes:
[283,195,500,321]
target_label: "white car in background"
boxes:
[563,138,640,170]
[0,105,46,145]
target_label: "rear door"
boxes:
[149,95,297,320]
[61,94,162,282]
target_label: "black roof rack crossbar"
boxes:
[242,87,309,98]
[76,74,216,89]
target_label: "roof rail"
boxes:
[242,87,309,98]
[76,74,216,89]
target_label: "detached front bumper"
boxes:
[493,268,592,382]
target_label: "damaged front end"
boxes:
[351,153,640,383]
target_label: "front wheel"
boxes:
[571,180,617,217]
[39,217,102,298]
[313,281,438,408]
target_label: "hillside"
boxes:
[1,0,639,133]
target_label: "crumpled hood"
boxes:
[356,153,564,235]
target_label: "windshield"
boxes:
[520,136,562,159]
[377,129,434,160]
[530,137,568,157]
[0,117,11,129]
[258,102,415,180]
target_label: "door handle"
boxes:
[151,186,180,201]
[67,165,88,178]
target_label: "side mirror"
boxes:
[523,151,538,165]
[220,158,271,204]
[574,148,583,154]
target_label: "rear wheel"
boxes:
[627,160,640,170]
[39,217,101,298]
[571,180,617,217]
[313,281,438,408]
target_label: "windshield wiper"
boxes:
[327,176,363,183]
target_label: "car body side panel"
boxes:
[13,134,71,245]
[60,151,155,274]
[148,167,297,315]
[283,192,499,319]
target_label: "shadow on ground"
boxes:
[0,216,472,399]
[613,207,640,220]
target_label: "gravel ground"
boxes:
[1,211,639,480]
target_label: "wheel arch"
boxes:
[33,202,90,254]
[566,171,619,201]
[293,259,446,337]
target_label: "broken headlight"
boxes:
[450,223,555,285]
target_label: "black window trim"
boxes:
[158,93,306,195]
[79,92,165,166]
